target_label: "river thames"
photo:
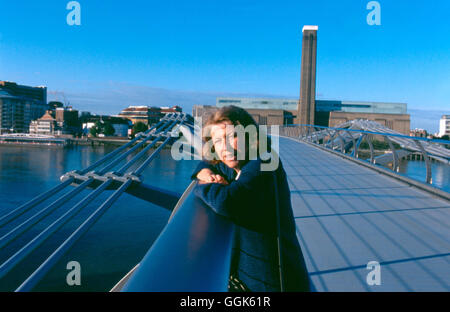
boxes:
[0,144,448,291]
[0,144,199,291]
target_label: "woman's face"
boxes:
[210,122,240,170]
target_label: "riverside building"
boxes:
[0,81,48,133]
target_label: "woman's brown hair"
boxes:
[202,105,269,165]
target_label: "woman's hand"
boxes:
[197,168,228,185]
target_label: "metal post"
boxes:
[385,136,399,172]
[414,140,432,184]
[366,134,375,164]
[353,134,365,159]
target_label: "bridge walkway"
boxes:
[279,136,450,291]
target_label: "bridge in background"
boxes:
[0,113,449,291]
[278,135,449,291]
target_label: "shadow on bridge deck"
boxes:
[279,136,450,291]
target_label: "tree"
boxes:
[132,122,148,137]
[103,122,115,136]
[89,123,100,137]
[441,135,450,149]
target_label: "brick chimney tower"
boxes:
[298,25,318,125]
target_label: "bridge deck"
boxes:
[279,137,450,291]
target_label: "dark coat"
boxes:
[192,158,310,291]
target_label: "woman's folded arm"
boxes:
[191,161,237,182]
[190,161,218,180]
[193,160,275,230]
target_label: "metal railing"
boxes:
[277,124,450,186]
[120,182,235,292]
[0,113,190,291]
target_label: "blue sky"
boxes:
[0,0,449,132]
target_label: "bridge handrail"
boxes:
[278,123,449,187]
[121,182,235,292]
[283,124,450,145]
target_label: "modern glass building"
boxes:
[216,97,407,115]
[217,97,298,111]
[315,100,407,114]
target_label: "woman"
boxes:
[191,105,310,292]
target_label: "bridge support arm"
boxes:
[384,136,399,172]
[413,140,433,184]
[125,183,182,211]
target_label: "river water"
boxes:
[397,159,450,193]
[0,144,199,291]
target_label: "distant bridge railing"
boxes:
[0,112,199,291]
[277,124,450,187]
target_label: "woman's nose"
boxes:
[215,140,226,152]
